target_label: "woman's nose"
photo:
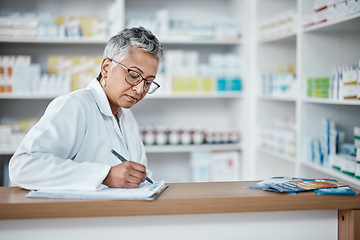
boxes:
[132,80,145,94]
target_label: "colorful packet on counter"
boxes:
[314,186,358,195]
[247,177,357,195]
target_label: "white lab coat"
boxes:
[9,79,147,191]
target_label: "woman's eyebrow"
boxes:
[129,65,156,79]
[129,65,144,73]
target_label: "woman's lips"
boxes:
[126,94,138,102]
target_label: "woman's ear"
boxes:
[100,58,111,79]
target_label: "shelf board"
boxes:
[0,94,59,100]
[302,97,360,106]
[257,147,296,163]
[303,13,360,33]
[258,32,296,44]
[0,93,243,100]
[1,144,242,155]
[0,39,108,44]
[301,160,360,188]
[160,38,242,45]
[145,143,242,153]
[146,93,243,99]
[258,95,296,102]
[0,38,242,45]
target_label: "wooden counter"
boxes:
[1,181,360,220]
[1,181,360,240]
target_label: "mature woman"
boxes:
[9,27,164,191]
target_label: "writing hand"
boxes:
[103,161,147,188]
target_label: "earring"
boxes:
[101,78,106,87]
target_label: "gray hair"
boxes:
[103,26,164,65]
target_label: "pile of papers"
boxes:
[27,180,168,201]
[247,177,357,195]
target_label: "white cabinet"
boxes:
[5,0,358,188]
[254,0,360,188]
[123,0,249,182]
[0,0,248,184]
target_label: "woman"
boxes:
[9,26,164,191]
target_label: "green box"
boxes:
[202,77,215,92]
[172,77,186,92]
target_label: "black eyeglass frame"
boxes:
[107,57,160,94]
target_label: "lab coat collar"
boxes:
[87,79,115,117]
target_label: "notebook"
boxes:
[27,180,168,201]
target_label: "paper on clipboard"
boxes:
[27,180,168,201]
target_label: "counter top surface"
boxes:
[1,181,360,220]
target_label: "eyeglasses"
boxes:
[107,58,160,94]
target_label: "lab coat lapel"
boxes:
[88,79,129,157]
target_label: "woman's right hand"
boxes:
[102,161,147,188]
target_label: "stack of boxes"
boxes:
[0,12,107,40]
[0,12,38,40]
[54,16,107,40]
[261,64,297,97]
[0,118,39,152]
[191,151,240,182]
[258,118,297,158]
[302,0,360,28]
[258,7,298,41]
[307,60,360,100]
[0,55,71,96]
[307,118,360,179]
[336,63,359,100]
[48,56,102,91]
[307,77,330,98]
[164,51,242,95]
[355,127,360,179]
[126,9,239,41]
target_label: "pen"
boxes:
[111,149,154,184]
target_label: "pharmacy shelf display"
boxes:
[254,0,360,188]
[0,0,247,184]
[255,0,298,180]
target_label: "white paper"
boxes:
[27,180,167,201]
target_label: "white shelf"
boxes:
[301,160,360,188]
[160,38,242,45]
[0,38,242,45]
[253,0,360,183]
[258,32,297,44]
[302,97,360,106]
[257,147,296,164]
[0,93,243,100]
[258,95,296,102]
[302,13,360,33]
[147,93,243,99]
[0,0,247,185]
[145,143,242,153]
[0,144,243,155]
[0,39,108,44]
[0,94,59,100]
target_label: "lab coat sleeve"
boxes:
[9,94,111,191]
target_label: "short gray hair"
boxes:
[103,26,164,64]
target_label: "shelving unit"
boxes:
[254,0,360,188]
[145,143,242,153]
[258,95,296,102]
[0,0,248,184]
[1,0,359,187]
[257,147,296,163]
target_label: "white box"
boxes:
[211,151,240,182]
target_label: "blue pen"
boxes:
[111,149,154,184]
